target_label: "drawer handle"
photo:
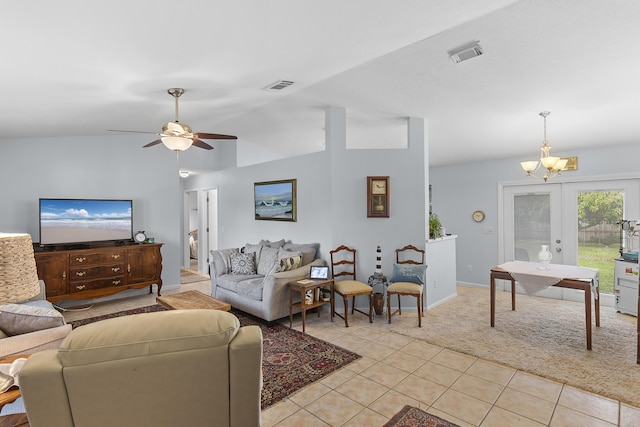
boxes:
[76,285,86,291]
[112,267,121,273]
[76,257,86,263]
[112,254,121,259]
[112,280,121,285]
[127,264,131,273]
[75,271,86,277]
[62,271,66,280]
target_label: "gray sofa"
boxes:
[211,240,324,322]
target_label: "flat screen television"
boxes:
[39,198,133,246]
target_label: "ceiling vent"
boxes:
[262,80,294,91]
[448,42,483,64]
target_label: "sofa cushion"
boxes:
[236,277,265,301]
[211,248,239,274]
[259,239,286,249]
[389,263,427,285]
[257,246,279,275]
[230,253,257,275]
[282,243,319,266]
[217,273,263,293]
[0,302,66,336]
[243,243,263,264]
[277,255,303,272]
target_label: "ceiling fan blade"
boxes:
[195,132,237,140]
[108,129,158,135]
[143,139,163,148]
[192,139,214,150]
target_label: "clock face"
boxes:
[372,180,387,194]
[134,231,146,243]
[473,210,485,222]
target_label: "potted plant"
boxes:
[429,213,442,240]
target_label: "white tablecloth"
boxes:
[497,261,599,298]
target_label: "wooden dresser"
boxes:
[34,243,163,302]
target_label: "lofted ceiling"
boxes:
[2,0,639,167]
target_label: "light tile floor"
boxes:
[62,279,640,427]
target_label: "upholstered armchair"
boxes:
[20,309,263,427]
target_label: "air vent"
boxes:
[262,80,294,91]
[448,42,483,64]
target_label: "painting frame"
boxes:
[254,179,297,222]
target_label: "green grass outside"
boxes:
[578,243,618,294]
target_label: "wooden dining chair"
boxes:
[329,245,373,327]
[387,244,427,327]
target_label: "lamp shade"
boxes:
[161,136,193,152]
[0,233,40,304]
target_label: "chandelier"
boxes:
[520,111,568,182]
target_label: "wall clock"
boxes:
[367,176,389,218]
[472,210,485,222]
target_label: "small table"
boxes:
[289,278,334,333]
[156,290,231,311]
[490,263,600,350]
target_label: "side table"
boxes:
[289,278,334,333]
[368,275,388,316]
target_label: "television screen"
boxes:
[39,198,133,245]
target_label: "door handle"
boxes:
[556,247,562,252]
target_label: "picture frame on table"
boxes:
[254,179,297,222]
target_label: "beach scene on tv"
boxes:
[254,182,294,219]
[40,199,133,245]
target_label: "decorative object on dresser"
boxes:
[387,244,427,327]
[254,179,297,222]
[329,245,373,327]
[367,176,389,218]
[34,242,163,302]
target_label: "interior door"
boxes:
[502,184,564,265]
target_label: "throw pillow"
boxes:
[390,264,427,285]
[230,253,257,275]
[259,239,286,249]
[243,243,263,265]
[0,303,66,336]
[282,242,319,266]
[257,246,279,275]
[277,255,303,272]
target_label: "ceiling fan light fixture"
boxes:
[161,136,192,152]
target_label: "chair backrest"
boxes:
[396,244,425,265]
[330,245,358,281]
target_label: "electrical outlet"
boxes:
[467,264,472,272]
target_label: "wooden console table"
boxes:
[490,263,600,350]
[289,278,333,333]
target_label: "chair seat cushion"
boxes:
[387,281,423,294]
[334,280,371,295]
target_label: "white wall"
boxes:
[185,107,428,294]
[430,142,640,287]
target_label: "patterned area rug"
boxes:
[383,406,459,427]
[70,305,360,409]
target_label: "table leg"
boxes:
[289,288,293,328]
[585,284,592,350]
[300,289,306,333]
[595,284,600,327]
[490,273,496,327]
[511,279,516,311]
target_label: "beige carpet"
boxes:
[180,269,210,284]
[389,286,640,408]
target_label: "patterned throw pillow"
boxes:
[230,253,257,275]
[0,302,66,336]
[389,263,427,285]
[277,255,302,272]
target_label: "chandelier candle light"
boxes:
[520,111,568,182]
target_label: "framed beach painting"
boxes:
[254,179,297,221]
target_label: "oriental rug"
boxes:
[70,305,360,410]
[383,405,459,427]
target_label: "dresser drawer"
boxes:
[71,276,125,293]
[70,250,125,266]
[614,260,638,278]
[70,263,125,281]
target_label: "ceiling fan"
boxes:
[109,88,237,152]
